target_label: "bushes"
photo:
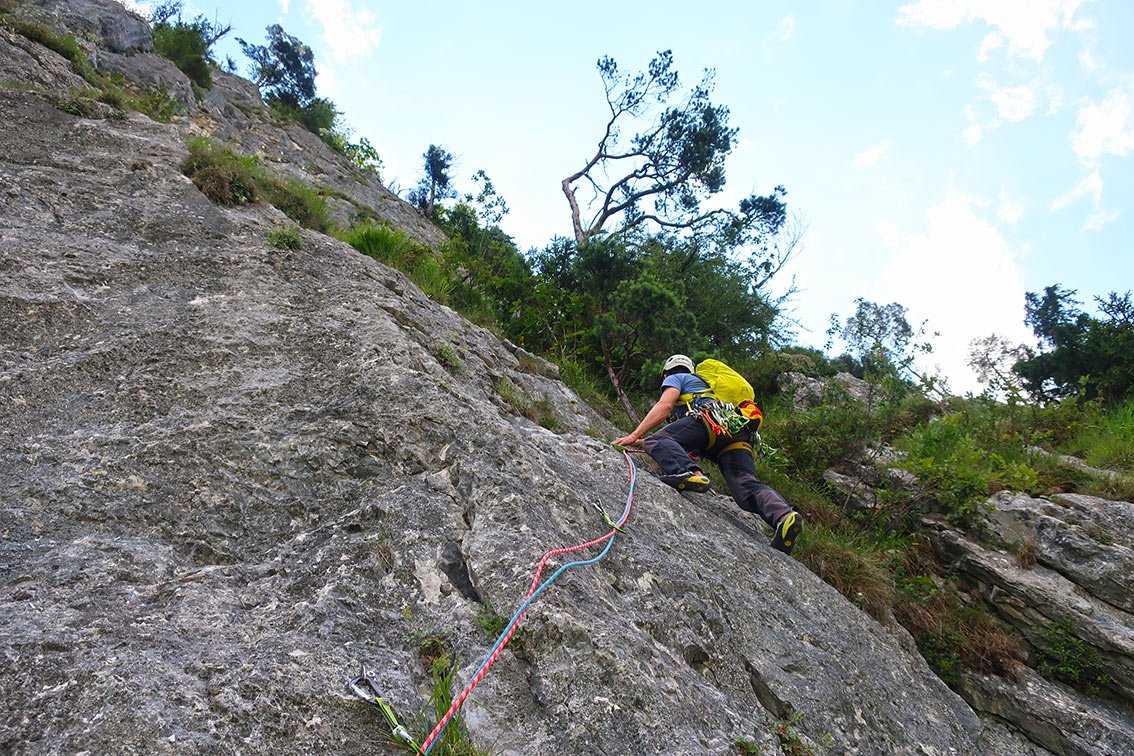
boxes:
[150,1,230,90]
[1068,398,1134,471]
[182,136,261,206]
[767,386,878,480]
[152,19,212,88]
[342,222,455,302]
[897,412,1038,524]
[260,177,330,232]
[267,225,302,250]
[1035,618,1112,694]
[182,136,334,232]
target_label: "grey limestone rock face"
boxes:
[7,4,1122,754]
[96,48,197,110]
[780,370,877,411]
[11,0,152,53]
[0,79,990,756]
[0,27,88,90]
[962,668,1134,756]
[980,491,1134,614]
[930,525,1134,705]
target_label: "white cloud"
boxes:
[873,191,1031,394]
[962,123,984,145]
[962,75,1043,143]
[1051,170,1117,230]
[977,31,1004,61]
[853,139,893,167]
[1051,170,1102,210]
[980,76,1039,122]
[278,0,291,13]
[1046,85,1065,115]
[897,0,1088,60]
[1085,209,1121,231]
[997,189,1025,225]
[778,16,796,41]
[305,0,382,63]
[1070,82,1134,162]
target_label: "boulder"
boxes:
[0,28,88,91]
[780,371,876,410]
[96,49,197,111]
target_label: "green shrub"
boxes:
[896,413,1040,524]
[133,86,180,123]
[182,136,262,206]
[181,137,335,232]
[57,95,97,117]
[767,386,878,480]
[432,343,462,371]
[267,225,302,250]
[1036,618,1111,694]
[492,380,559,430]
[1068,398,1134,471]
[342,221,456,300]
[153,20,212,88]
[414,656,487,756]
[5,18,82,63]
[269,96,338,136]
[260,177,331,233]
[343,221,423,266]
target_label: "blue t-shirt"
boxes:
[661,373,711,417]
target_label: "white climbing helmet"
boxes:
[662,354,695,373]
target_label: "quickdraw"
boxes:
[348,669,420,750]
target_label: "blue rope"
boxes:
[423,454,637,754]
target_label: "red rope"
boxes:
[419,451,636,753]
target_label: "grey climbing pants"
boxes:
[642,413,791,527]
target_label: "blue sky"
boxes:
[129,0,1133,393]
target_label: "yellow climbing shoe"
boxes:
[771,511,803,556]
[659,470,712,493]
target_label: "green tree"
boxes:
[531,232,784,419]
[150,1,230,89]
[967,334,1028,398]
[831,298,935,386]
[238,24,317,109]
[1014,285,1134,403]
[562,50,787,249]
[409,145,457,219]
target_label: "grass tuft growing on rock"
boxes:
[267,225,302,250]
[341,221,455,302]
[181,136,336,232]
[493,379,558,430]
[1036,618,1113,695]
[182,136,261,206]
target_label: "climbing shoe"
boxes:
[659,470,712,493]
[770,511,803,555]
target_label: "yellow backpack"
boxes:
[695,359,764,430]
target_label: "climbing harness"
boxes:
[351,447,638,754]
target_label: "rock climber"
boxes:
[613,354,803,555]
